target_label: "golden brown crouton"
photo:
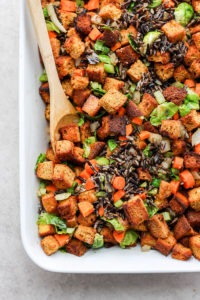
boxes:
[154,196,168,210]
[138,93,157,117]
[66,216,78,228]
[99,89,127,114]
[64,35,85,59]
[54,234,71,248]
[80,121,91,143]
[41,235,60,256]
[71,147,85,165]
[57,196,77,219]
[78,201,94,217]
[82,94,101,117]
[161,20,186,43]
[172,139,186,156]
[86,62,107,84]
[127,60,148,82]
[174,215,195,240]
[131,222,148,232]
[38,224,56,237]
[173,64,191,83]
[190,24,200,34]
[116,45,139,66]
[186,210,200,228]
[123,196,149,226]
[188,187,200,211]
[189,59,200,78]
[100,227,116,244]
[184,45,200,66]
[171,243,192,261]
[60,124,80,143]
[101,29,120,47]
[99,4,122,20]
[169,192,189,215]
[61,79,74,98]
[52,164,75,189]
[137,168,152,181]
[160,120,181,140]
[97,115,126,139]
[71,75,89,90]
[120,25,137,46]
[147,214,170,239]
[88,142,106,160]
[74,225,96,244]
[59,11,76,30]
[179,237,190,248]
[143,121,158,133]
[55,140,74,162]
[46,147,59,163]
[184,153,200,169]
[56,56,75,78]
[36,161,54,181]
[50,37,61,59]
[103,78,124,91]
[192,0,200,13]
[77,213,96,227]
[73,89,91,106]
[65,238,87,256]
[181,110,200,131]
[148,51,170,64]
[154,62,174,82]
[45,104,50,121]
[39,82,50,103]
[140,232,156,248]
[189,235,200,260]
[75,13,92,35]
[78,189,97,203]
[163,86,187,106]
[126,101,143,119]
[42,192,58,214]
[158,180,172,199]
[155,233,176,256]
[192,32,200,50]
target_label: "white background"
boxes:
[1,0,200,298]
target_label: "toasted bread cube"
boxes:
[148,51,170,64]
[192,0,200,13]
[172,139,186,156]
[41,192,58,214]
[126,101,143,118]
[101,29,120,47]
[123,196,149,226]
[60,124,80,143]
[184,45,200,66]
[66,216,78,227]
[120,25,137,46]
[161,20,186,43]
[41,235,60,256]
[50,37,61,59]
[78,201,94,217]
[147,214,170,239]
[131,222,148,232]
[138,93,157,117]
[55,140,74,162]
[61,79,73,98]
[88,142,105,160]
[190,24,200,34]
[59,11,76,29]
[116,45,139,66]
[127,60,148,82]
[74,225,96,244]
[39,82,50,103]
[155,62,174,82]
[56,56,75,78]
[53,164,75,189]
[160,120,181,140]
[171,243,192,261]
[186,210,200,228]
[77,213,96,226]
[73,89,91,106]
[155,233,176,256]
[65,238,87,256]
[181,110,200,131]
[45,104,50,121]
[137,168,152,181]
[179,237,190,248]
[189,235,200,260]
[99,4,122,20]
[75,13,92,35]
[80,121,91,143]
[97,115,126,139]
[158,180,172,199]
[71,147,85,164]
[174,215,195,240]
[100,227,116,244]
[169,192,189,215]
[192,32,200,50]
[163,86,187,106]
[188,187,200,211]
[173,64,190,83]
[78,189,97,203]
[189,59,200,78]
[184,153,200,169]
[143,121,158,133]
[64,35,85,60]
[54,234,71,248]
[38,224,55,237]
[36,161,54,181]
[140,232,157,248]
[86,62,107,84]
[154,196,168,210]
[99,89,127,114]
[82,94,101,117]
[46,148,59,163]
[103,78,124,91]
[57,196,77,218]
[71,75,89,90]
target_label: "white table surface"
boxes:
[1,1,200,299]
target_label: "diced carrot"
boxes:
[85,178,95,190]
[76,106,83,113]
[48,31,57,39]
[173,112,179,120]
[195,83,200,97]
[173,157,184,170]
[174,192,188,205]
[111,42,122,52]
[85,0,99,10]
[139,192,146,200]
[89,27,101,41]
[170,180,180,194]
[137,141,147,150]
[60,0,76,11]
[126,124,133,136]
[85,159,99,175]
[113,190,125,203]
[113,230,125,243]
[78,201,94,217]
[119,136,127,141]
[139,131,150,141]
[46,185,58,193]
[132,117,143,125]
[79,170,91,180]
[54,234,70,247]
[180,170,195,189]
[162,0,175,8]
[184,79,195,88]
[74,69,85,76]
[118,107,126,116]
[75,178,82,185]
[112,176,126,190]
[98,207,104,217]
[195,144,200,154]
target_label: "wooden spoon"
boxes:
[27,0,79,152]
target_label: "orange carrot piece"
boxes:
[180,170,195,189]
[46,185,58,193]
[132,117,143,125]
[118,107,126,116]
[170,180,180,194]
[195,83,200,97]
[162,0,175,8]
[78,201,94,217]
[89,27,101,41]
[173,157,184,170]
[113,190,125,203]
[138,141,147,150]
[79,170,91,180]
[195,143,200,154]
[75,178,82,185]
[184,79,195,88]
[173,112,179,120]
[48,31,57,39]
[119,136,127,141]
[60,0,76,11]
[85,0,99,10]
[112,176,126,190]
[174,192,188,205]
[98,207,104,217]
[54,234,70,247]
[85,178,95,190]
[113,230,125,243]
[76,106,83,113]
[126,124,133,136]
[139,192,146,200]
[111,42,122,51]
[74,69,85,76]
[139,131,150,141]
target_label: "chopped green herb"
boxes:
[78,116,85,127]
[152,178,161,188]
[170,168,180,181]
[114,200,123,208]
[96,157,110,166]
[175,3,194,26]
[104,64,115,74]
[76,0,84,7]
[120,230,138,249]
[143,31,161,45]
[96,191,106,197]
[39,71,48,82]
[67,182,77,194]
[37,213,67,234]
[83,136,96,158]
[92,233,104,249]
[98,54,111,64]
[162,211,171,221]
[128,2,135,12]
[90,81,106,97]
[148,188,158,196]
[128,34,139,53]
[46,20,60,33]
[150,102,179,126]
[94,40,110,54]
[35,153,46,170]
[143,144,152,157]
[103,218,125,231]
[148,0,162,8]
[55,192,71,201]
[43,7,49,18]
[66,227,76,235]
[140,182,148,188]
[154,90,165,104]
[108,139,117,152]
[145,204,159,218]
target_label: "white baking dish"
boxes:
[19,0,200,273]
